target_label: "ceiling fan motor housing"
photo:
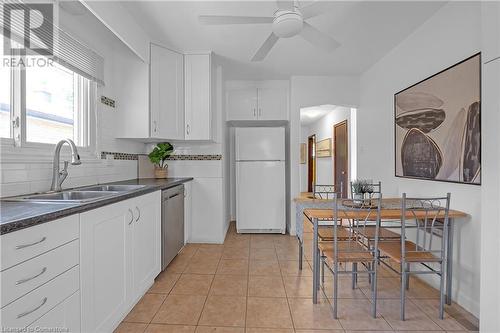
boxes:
[272,9,303,38]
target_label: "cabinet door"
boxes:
[150,44,184,139]
[190,178,224,243]
[257,87,288,121]
[226,88,258,120]
[482,2,500,63]
[80,200,132,332]
[185,54,211,140]
[132,192,161,296]
[184,181,192,243]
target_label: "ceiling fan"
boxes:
[198,0,340,62]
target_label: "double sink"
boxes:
[5,185,146,203]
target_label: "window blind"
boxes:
[1,1,105,85]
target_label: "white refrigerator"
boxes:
[235,127,286,233]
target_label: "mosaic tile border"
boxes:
[100,152,222,161]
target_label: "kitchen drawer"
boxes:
[27,291,80,332]
[1,240,79,307]
[1,215,79,271]
[1,265,79,328]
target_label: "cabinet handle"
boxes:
[186,124,190,135]
[16,237,47,250]
[258,108,262,116]
[153,121,157,133]
[17,297,47,319]
[253,108,256,117]
[135,206,141,222]
[128,208,134,225]
[16,267,47,285]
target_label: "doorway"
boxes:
[307,134,316,192]
[334,120,348,198]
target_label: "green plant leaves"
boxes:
[148,142,174,168]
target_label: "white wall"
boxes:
[357,2,481,316]
[290,76,359,234]
[299,106,352,192]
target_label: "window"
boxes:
[0,59,92,148]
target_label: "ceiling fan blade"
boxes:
[301,1,332,19]
[251,33,279,62]
[199,15,273,25]
[300,22,340,52]
[276,0,293,10]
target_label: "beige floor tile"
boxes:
[288,298,343,330]
[210,274,248,296]
[250,238,276,249]
[246,329,294,333]
[411,299,466,331]
[250,248,278,261]
[377,299,443,331]
[279,260,312,276]
[144,324,196,333]
[249,260,282,276]
[196,327,244,333]
[224,237,251,248]
[152,295,206,325]
[282,276,325,298]
[179,244,200,257]
[276,249,302,261]
[296,330,343,333]
[322,276,368,299]
[359,277,401,299]
[248,275,286,297]
[184,258,220,275]
[166,254,193,274]
[114,322,148,333]
[246,297,293,329]
[198,296,247,327]
[335,298,392,331]
[343,331,394,333]
[217,259,249,275]
[124,293,166,323]
[149,272,181,294]
[407,278,441,299]
[170,274,214,295]
[222,246,250,259]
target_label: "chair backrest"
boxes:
[350,181,382,199]
[314,184,343,199]
[401,193,451,261]
[331,193,382,260]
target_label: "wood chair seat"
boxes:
[318,227,353,241]
[319,241,374,263]
[378,240,439,263]
[357,226,400,239]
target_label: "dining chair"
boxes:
[318,193,382,319]
[378,193,451,320]
[314,183,343,199]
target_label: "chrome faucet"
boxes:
[50,139,81,192]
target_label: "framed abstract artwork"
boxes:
[394,53,481,185]
[316,138,332,158]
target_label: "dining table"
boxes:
[294,192,468,305]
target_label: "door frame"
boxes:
[307,134,316,193]
[333,120,348,198]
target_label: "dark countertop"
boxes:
[0,177,193,235]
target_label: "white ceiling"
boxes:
[300,104,336,125]
[120,1,445,79]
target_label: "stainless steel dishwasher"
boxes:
[161,185,185,271]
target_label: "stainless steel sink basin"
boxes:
[78,185,146,192]
[7,191,116,203]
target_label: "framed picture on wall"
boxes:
[316,138,332,158]
[394,53,481,185]
[300,143,307,164]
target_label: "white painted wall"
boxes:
[357,2,481,316]
[290,76,359,234]
[299,106,352,192]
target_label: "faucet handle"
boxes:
[58,161,69,187]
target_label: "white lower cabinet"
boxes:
[80,191,161,332]
[28,291,80,332]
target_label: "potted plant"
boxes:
[148,142,174,179]
[351,179,367,205]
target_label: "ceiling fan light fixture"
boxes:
[272,10,303,38]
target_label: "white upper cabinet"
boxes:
[226,81,289,121]
[184,53,213,140]
[150,44,184,140]
[226,88,258,120]
[482,1,500,63]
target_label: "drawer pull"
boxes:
[17,297,47,319]
[128,209,134,225]
[16,267,47,285]
[135,206,141,222]
[15,237,47,250]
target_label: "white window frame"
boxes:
[0,56,97,159]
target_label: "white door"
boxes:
[235,127,285,161]
[132,193,161,296]
[226,88,258,120]
[236,161,285,232]
[80,200,131,332]
[257,87,288,121]
[185,54,211,140]
[150,44,184,139]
